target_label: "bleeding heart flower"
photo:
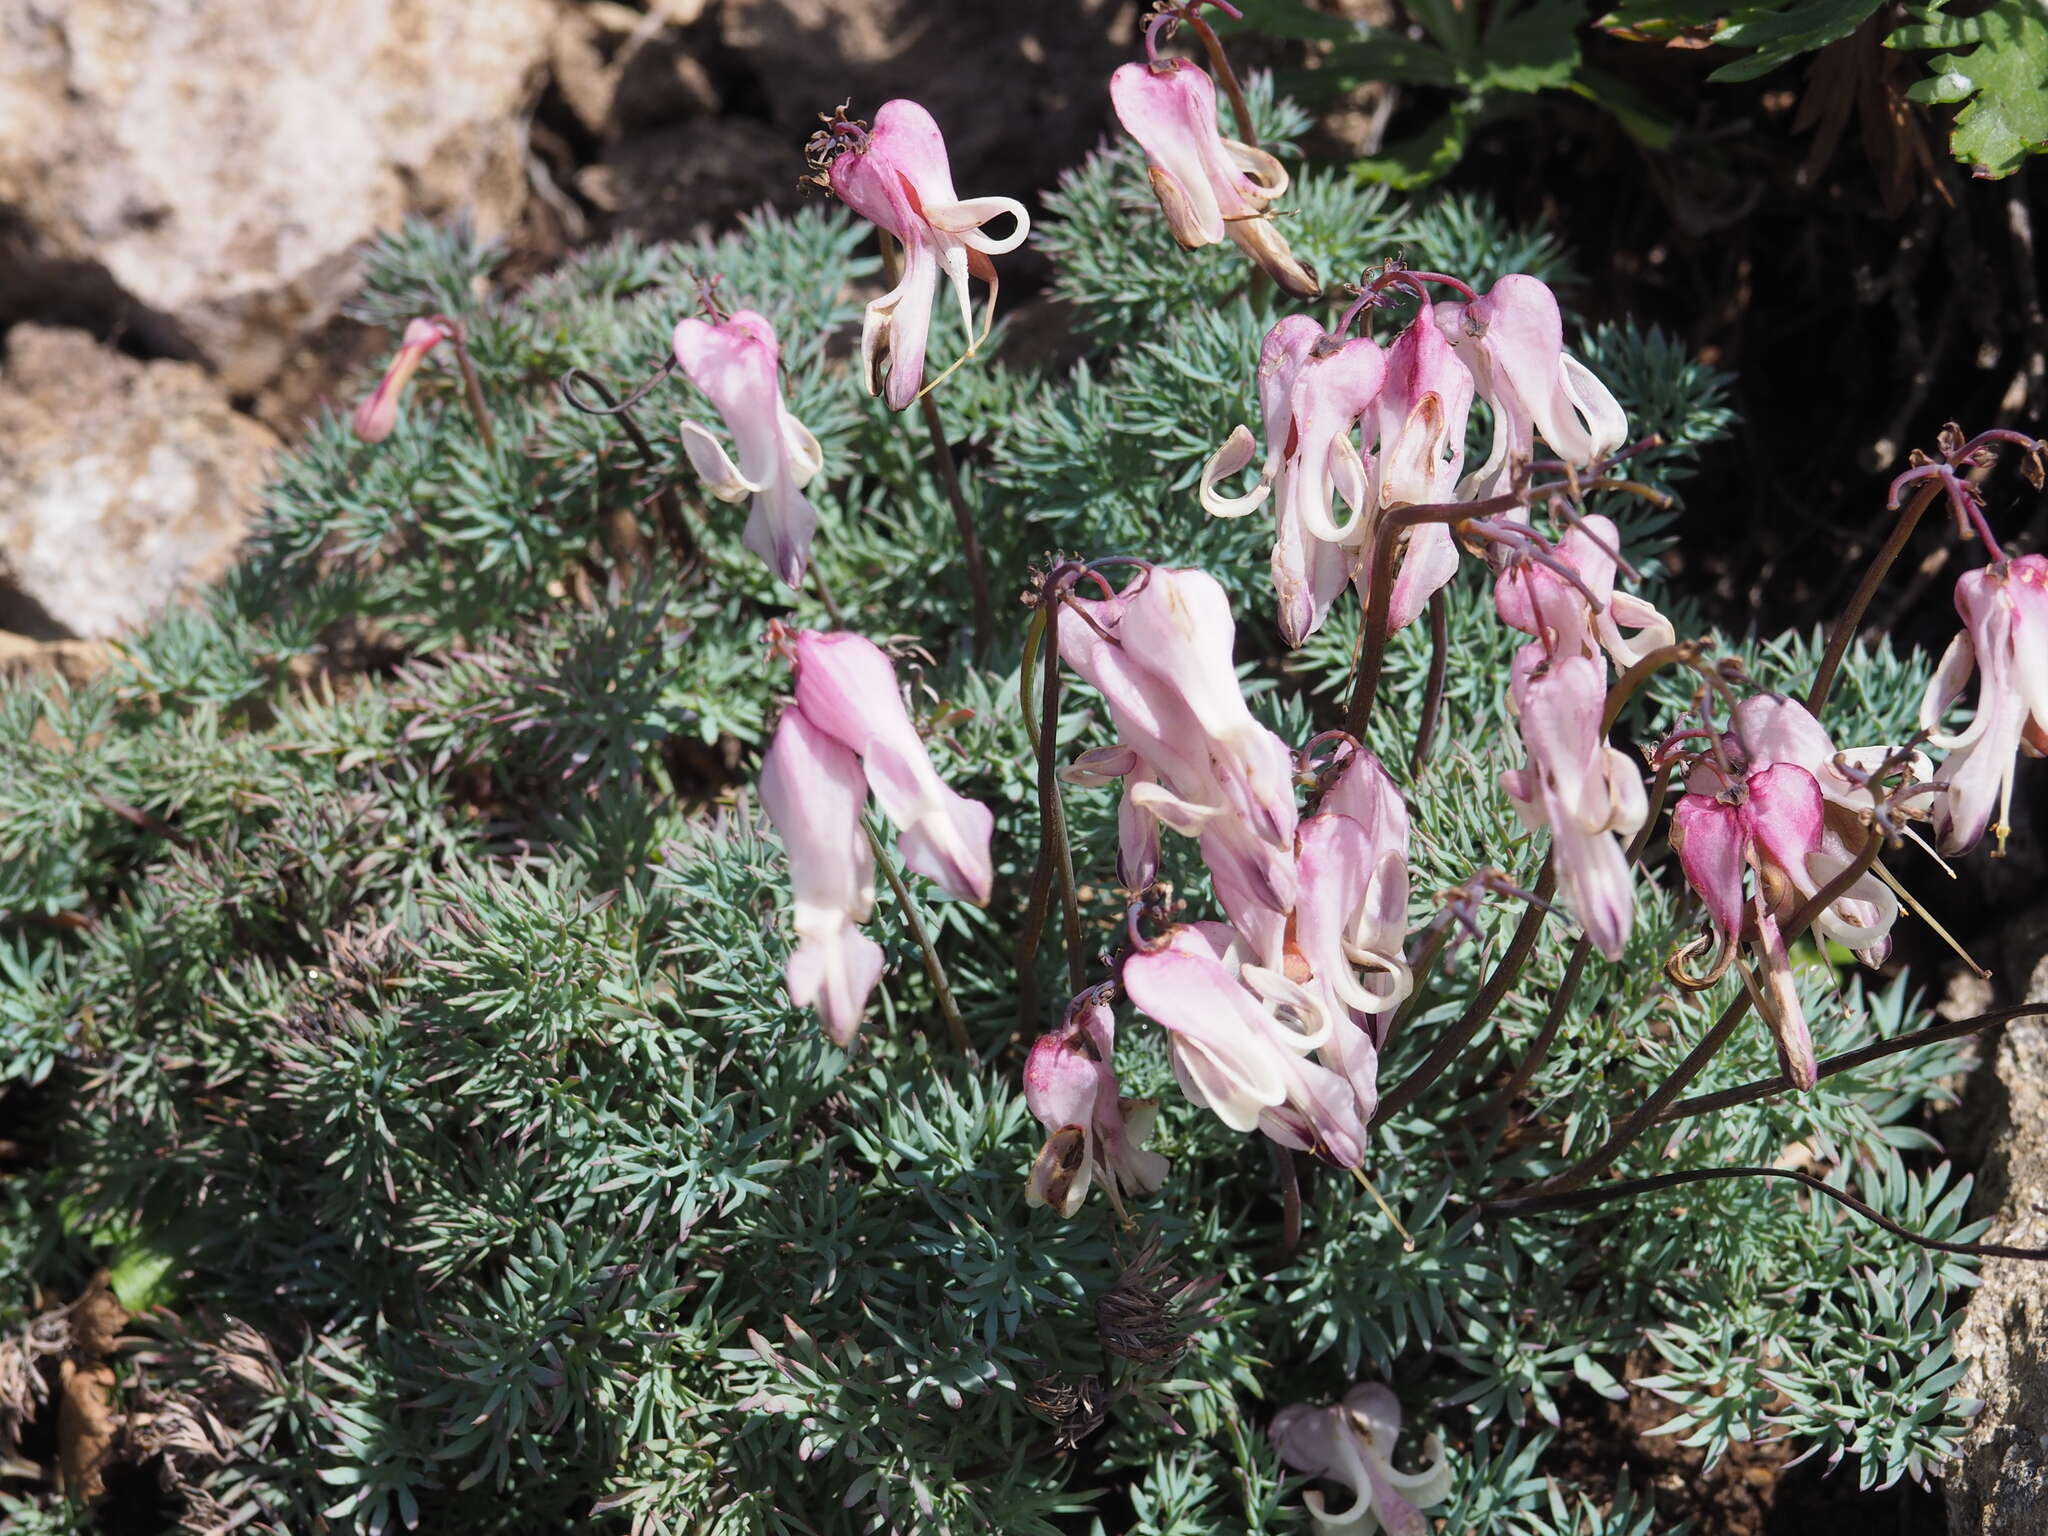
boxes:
[827,100,1030,410]
[789,630,993,905]
[1919,554,2048,855]
[1122,923,1367,1167]
[1023,988,1170,1219]
[352,316,455,443]
[1669,758,1833,1088]
[672,309,824,589]
[1200,319,1384,645]
[1500,649,1646,962]
[1109,59,1319,298]
[1493,513,1674,671]
[1270,1382,1453,1536]
[1434,275,1627,501]
[757,705,885,1046]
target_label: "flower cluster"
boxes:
[1058,565,1411,1165]
[327,48,2048,1524]
[1202,274,1628,646]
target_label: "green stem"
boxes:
[867,823,973,1060]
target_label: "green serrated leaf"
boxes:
[1707,0,1885,82]
[1888,0,2048,177]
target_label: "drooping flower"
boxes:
[760,628,995,1044]
[1108,59,1319,298]
[1726,692,1916,965]
[672,309,823,589]
[1122,923,1367,1167]
[1493,512,1674,671]
[757,706,885,1046]
[1918,553,2048,855]
[826,100,1030,410]
[1668,758,1831,1089]
[1057,567,1301,926]
[1023,988,1170,1219]
[351,316,454,443]
[1201,318,1382,646]
[1501,648,1646,961]
[1434,275,1628,501]
[1269,1383,1453,1536]
[788,630,994,905]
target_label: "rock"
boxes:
[1945,914,2048,1534]
[579,119,798,243]
[0,326,279,640]
[551,3,721,144]
[0,632,111,685]
[0,0,556,395]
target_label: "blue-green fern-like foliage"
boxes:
[0,79,1978,1536]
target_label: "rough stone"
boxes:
[0,0,556,395]
[0,326,279,639]
[1945,912,2048,1535]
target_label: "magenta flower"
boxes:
[1919,554,2048,855]
[1434,275,1627,500]
[1023,988,1170,1219]
[1122,923,1367,1167]
[757,706,885,1046]
[1500,649,1646,962]
[1493,513,1673,670]
[1726,693,1911,964]
[1109,59,1318,298]
[790,630,993,905]
[1269,1383,1452,1536]
[672,309,823,589]
[827,100,1030,410]
[1669,758,1830,1088]
[351,316,454,443]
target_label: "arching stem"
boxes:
[1807,478,1941,715]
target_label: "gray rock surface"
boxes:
[0,326,278,639]
[0,0,555,394]
[1946,919,2048,1534]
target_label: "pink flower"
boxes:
[1108,60,1318,298]
[672,309,823,589]
[351,316,454,443]
[1269,1383,1453,1536]
[1500,649,1646,961]
[1434,275,1627,500]
[1200,313,1483,645]
[757,706,885,1046]
[1919,554,2048,855]
[790,631,993,905]
[1023,989,1170,1219]
[1355,316,1475,630]
[1493,513,1674,670]
[1669,759,1829,1088]
[1122,924,1367,1167]
[828,100,1030,410]
[1201,319,1382,645]
[1726,692,1910,964]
